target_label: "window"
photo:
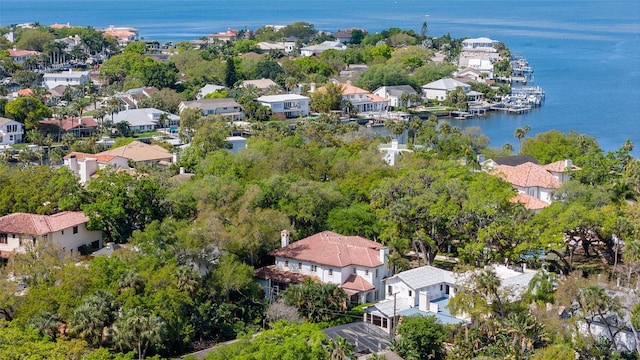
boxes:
[365,269,369,276]
[0,233,7,244]
[61,230,64,235]
[284,260,289,268]
[388,285,393,295]
[375,269,379,278]
[311,265,317,272]
[353,268,357,274]
[73,226,78,234]
[440,284,443,291]
[328,269,333,276]
[298,262,302,270]
[408,290,413,297]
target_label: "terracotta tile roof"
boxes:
[339,83,369,95]
[0,211,89,236]
[510,193,550,210]
[341,274,375,293]
[240,78,277,90]
[543,160,581,173]
[366,93,390,103]
[63,151,118,163]
[17,88,33,96]
[270,231,383,268]
[492,162,563,189]
[40,116,98,131]
[8,49,40,57]
[255,265,317,284]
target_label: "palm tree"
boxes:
[514,125,530,153]
[266,84,282,95]
[385,120,408,140]
[113,307,167,360]
[93,107,107,135]
[117,270,145,295]
[330,337,355,360]
[157,113,169,130]
[70,97,91,136]
[29,311,62,339]
[115,121,131,137]
[61,132,77,149]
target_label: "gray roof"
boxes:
[422,78,469,91]
[386,265,455,290]
[111,108,179,127]
[181,98,241,110]
[0,117,19,126]
[380,85,418,97]
[494,155,539,166]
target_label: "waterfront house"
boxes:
[207,28,239,42]
[40,116,99,138]
[256,94,310,118]
[257,40,297,54]
[0,117,23,145]
[364,264,536,334]
[63,152,131,184]
[179,98,245,121]
[0,211,102,259]
[421,78,471,101]
[379,139,413,166]
[102,25,138,46]
[256,230,389,304]
[316,81,389,113]
[372,85,419,108]
[461,37,499,52]
[42,70,91,90]
[300,41,347,57]
[459,37,501,67]
[333,28,365,43]
[7,47,40,65]
[111,108,180,133]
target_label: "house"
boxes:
[459,37,501,67]
[379,139,413,166]
[102,25,138,46]
[256,230,389,304]
[207,28,239,42]
[257,40,296,54]
[0,117,23,145]
[256,94,310,118]
[239,78,279,93]
[422,78,471,101]
[179,98,245,121]
[40,116,99,138]
[461,37,499,53]
[334,28,365,43]
[114,87,160,110]
[196,84,226,100]
[64,152,131,184]
[300,41,347,57]
[96,140,174,165]
[372,85,419,108]
[467,59,495,79]
[481,155,539,171]
[455,67,485,83]
[0,211,102,259]
[364,264,537,334]
[226,136,247,153]
[490,160,579,205]
[7,47,40,64]
[42,70,91,90]
[316,81,390,113]
[110,108,180,133]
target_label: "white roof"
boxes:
[256,94,309,102]
[301,41,346,52]
[43,70,90,79]
[422,78,469,91]
[111,108,179,127]
[386,265,456,290]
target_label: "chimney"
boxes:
[391,138,398,149]
[68,154,78,172]
[179,167,185,174]
[418,291,429,312]
[564,159,572,169]
[310,82,316,93]
[172,152,178,164]
[281,230,290,248]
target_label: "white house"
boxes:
[372,85,419,108]
[7,47,40,64]
[256,94,310,118]
[111,108,180,133]
[64,151,131,184]
[462,37,499,52]
[0,117,23,145]
[317,82,390,113]
[102,26,138,46]
[179,98,245,121]
[379,139,413,166]
[421,78,471,101]
[43,70,91,90]
[226,136,247,153]
[300,41,347,57]
[364,264,537,334]
[256,230,389,304]
[0,211,102,259]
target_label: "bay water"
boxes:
[1,0,639,155]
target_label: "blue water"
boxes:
[1,0,639,155]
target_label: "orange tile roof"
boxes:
[543,160,581,173]
[17,88,33,96]
[510,193,550,210]
[341,274,375,292]
[270,231,383,268]
[63,151,118,163]
[367,93,390,103]
[8,49,40,57]
[97,140,172,163]
[492,162,563,189]
[0,211,89,236]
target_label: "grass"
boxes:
[132,131,164,138]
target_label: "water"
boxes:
[1,0,639,155]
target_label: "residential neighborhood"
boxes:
[0,17,637,360]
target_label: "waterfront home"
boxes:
[239,78,279,94]
[179,98,245,121]
[256,94,310,118]
[316,81,390,113]
[111,108,180,133]
[0,211,102,259]
[459,37,501,67]
[257,39,297,54]
[102,25,138,46]
[422,78,470,101]
[0,117,23,145]
[63,151,131,184]
[379,139,413,166]
[364,264,537,334]
[256,230,389,304]
[462,37,499,52]
[42,70,91,90]
[455,67,486,83]
[114,87,160,110]
[334,28,365,43]
[207,28,239,42]
[300,41,347,57]
[373,85,419,108]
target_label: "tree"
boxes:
[282,280,348,322]
[448,267,507,320]
[514,125,531,153]
[4,96,52,130]
[224,58,238,88]
[113,307,167,360]
[392,315,447,360]
[69,290,119,347]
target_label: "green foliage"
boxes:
[282,280,348,322]
[355,64,412,91]
[393,316,447,360]
[4,96,52,129]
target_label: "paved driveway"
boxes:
[323,322,392,356]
